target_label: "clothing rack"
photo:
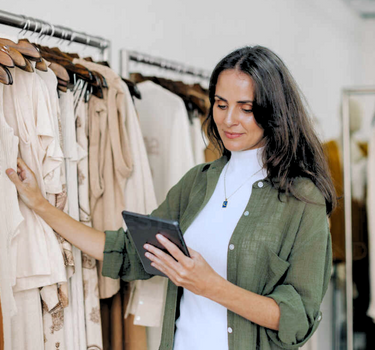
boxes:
[120,49,211,81]
[0,9,111,62]
[341,86,375,350]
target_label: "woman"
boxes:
[6,45,335,350]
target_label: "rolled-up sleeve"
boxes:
[265,198,333,349]
[102,227,153,282]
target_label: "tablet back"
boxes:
[122,210,190,277]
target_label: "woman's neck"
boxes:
[226,147,265,178]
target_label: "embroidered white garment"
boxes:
[75,95,103,349]
[60,90,87,350]
[0,83,24,350]
[173,147,267,350]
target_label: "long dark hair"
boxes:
[202,45,337,215]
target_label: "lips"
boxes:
[224,131,243,139]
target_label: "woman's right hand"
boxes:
[6,158,46,210]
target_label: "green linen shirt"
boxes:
[102,154,332,350]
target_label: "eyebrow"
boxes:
[214,94,253,104]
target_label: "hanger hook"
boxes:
[18,17,30,39]
[48,22,55,42]
[41,21,50,41]
[35,20,45,44]
[29,17,38,37]
[57,28,65,46]
[68,30,76,46]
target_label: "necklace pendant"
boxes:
[222,199,228,208]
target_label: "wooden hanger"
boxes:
[0,50,14,68]
[1,46,26,68]
[35,57,48,72]
[38,49,93,82]
[0,65,11,85]
[122,78,142,99]
[18,58,34,73]
[0,38,41,59]
[49,46,76,61]
[49,62,70,82]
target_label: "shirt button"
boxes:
[229,244,235,250]
[244,211,249,216]
[258,181,264,188]
[318,314,322,321]
[139,300,144,305]
[136,316,141,321]
[227,327,233,334]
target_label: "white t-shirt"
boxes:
[135,81,195,205]
[173,147,267,350]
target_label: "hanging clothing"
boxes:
[188,111,207,166]
[174,148,266,350]
[75,95,103,349]
[367,123,375,321]
[118,80,160,350]
[60,90,87,350]
[0,299,3,350]
[0,83,24,350]
[3,67,67,350]
[322,140,345,262]
[3,67,67,293]
[11,289,44,349]
[73,58,133,300]
[134,80,196,350]
[134,80,195,206]
[37,64,71,350]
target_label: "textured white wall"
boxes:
[0,0,372,141]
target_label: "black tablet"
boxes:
[122,210,190,277]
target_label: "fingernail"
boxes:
[144,244,149,250]
[157,234,164,240]
[6,169,14,175]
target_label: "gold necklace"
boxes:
[222,161,262,208]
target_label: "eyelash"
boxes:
[217,105,253,114]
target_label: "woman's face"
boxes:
[213,69,265,152]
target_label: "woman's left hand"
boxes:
[144,234,220,297]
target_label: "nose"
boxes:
[223,107,240,127]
